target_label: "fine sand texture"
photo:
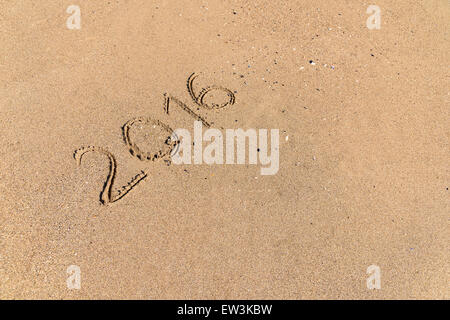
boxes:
[0,0,449,299]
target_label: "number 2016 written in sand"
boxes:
[74,73,236,205]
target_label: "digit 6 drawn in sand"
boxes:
[74,72,236,205]
[186,72,235,110]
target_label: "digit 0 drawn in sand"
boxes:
[74,72,236,205]
[74,146,147,204]
[122,117,178,161]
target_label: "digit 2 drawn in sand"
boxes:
[74,73,235,205]
[74,146,148,204]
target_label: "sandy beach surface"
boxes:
[0,0,448,299]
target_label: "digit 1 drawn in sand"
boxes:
[74,146,147,204]
[163,94,211,128]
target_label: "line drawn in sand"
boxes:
[74,72,236,205]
